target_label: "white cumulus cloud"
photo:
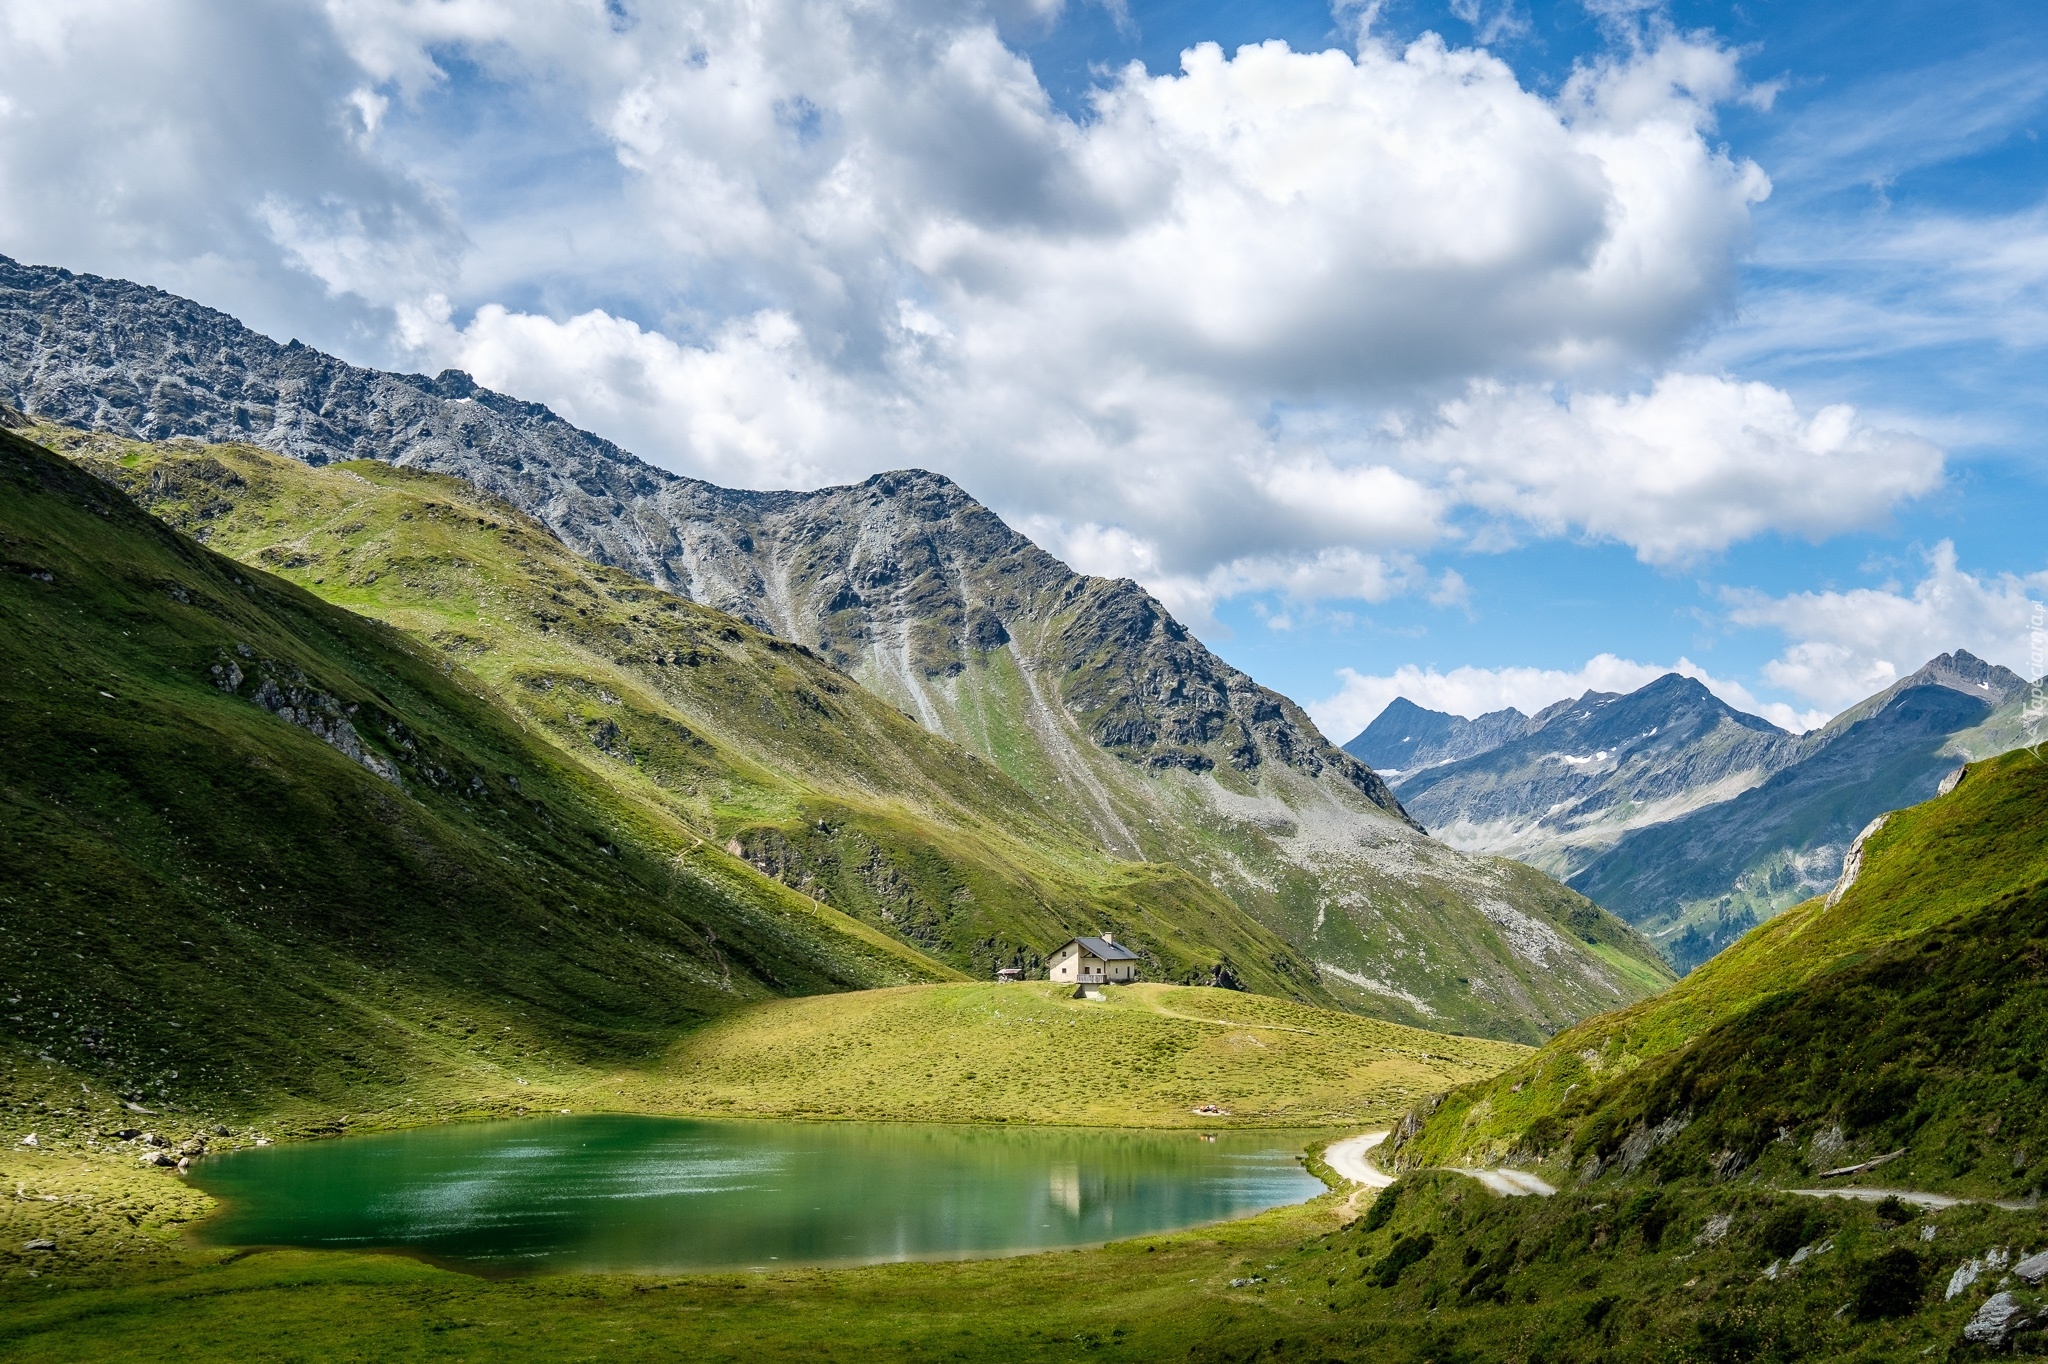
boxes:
[1402,374,1945,564]
[1724,541,2048,708]
[0,0,1951,620]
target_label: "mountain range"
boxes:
[1347,653,2033,969]
[0,254,1672,1041]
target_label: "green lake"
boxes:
[191,1115,1324,1274]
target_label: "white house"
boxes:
[1048,933,1140,985]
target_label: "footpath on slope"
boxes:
[1324,1132,2032,1213]
[1323,1131,1557,1210]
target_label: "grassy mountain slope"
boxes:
[42,424,1326,1000]
[0,259,1673,1043]
[0,425,952,1137]
[1945,673,2046,760]
[1391,745,2048,1200]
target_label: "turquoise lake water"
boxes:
[190,1114,1322,1274]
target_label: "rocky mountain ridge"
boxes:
[0,253,1674,1040]
[1385,674,1797,877]
[1342,697,1535,775]
[1355,653,2029,970]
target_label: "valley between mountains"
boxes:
[1,257,2044,1361]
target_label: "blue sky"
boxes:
[1013,0,2048,731]
[0,0,2042,737]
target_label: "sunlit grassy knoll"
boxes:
[580,982,1529,1129]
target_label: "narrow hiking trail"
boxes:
[1323,1131,1556,1207]
[1323,1131,2024,1212]
[1790,1186,2038,1212]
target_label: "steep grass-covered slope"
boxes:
[1390,745,2048,1201]
[0,258,1673,1044]
[0,426,953,1136]
[47,425,1325,1000]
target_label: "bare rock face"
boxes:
[1963,1292,2030,1346]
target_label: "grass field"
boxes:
[573,982,1528,1129]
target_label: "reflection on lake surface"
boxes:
[191,1115,1322,1274]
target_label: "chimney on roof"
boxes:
[1102,931,1113,944]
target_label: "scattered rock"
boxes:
[1947,1249,2010,1299]
[1816,1148,1905,1180]
[1694,1214,1733,1247]
[140,1131,167,1148]
[1228,1277,1265,1288]
[1962,1293,2031,1347]
[17,1133,36,1147]
[2017,1251,2048,1285]
[23,1239,55,1252]
[1789,1239,1833,1268]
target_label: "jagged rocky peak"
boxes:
[1343,697,1532,774]
[1898,649,2027,703]
[0,254,1406,824]
[655,462,1411,816]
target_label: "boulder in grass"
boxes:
[1962,1293,2030,1347]
[2017,1250,2048,1286]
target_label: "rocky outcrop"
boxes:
[1963,1292,2030,1346]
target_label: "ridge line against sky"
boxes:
[0,0,2042,737]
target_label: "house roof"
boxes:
[1068,935,1141,962]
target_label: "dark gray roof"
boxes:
[1068,935,1140,962]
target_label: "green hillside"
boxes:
[0,424,958,1134]
[570,981,1526,1129]
[42,425,1328,1001]
[1391,745,2048,1197]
